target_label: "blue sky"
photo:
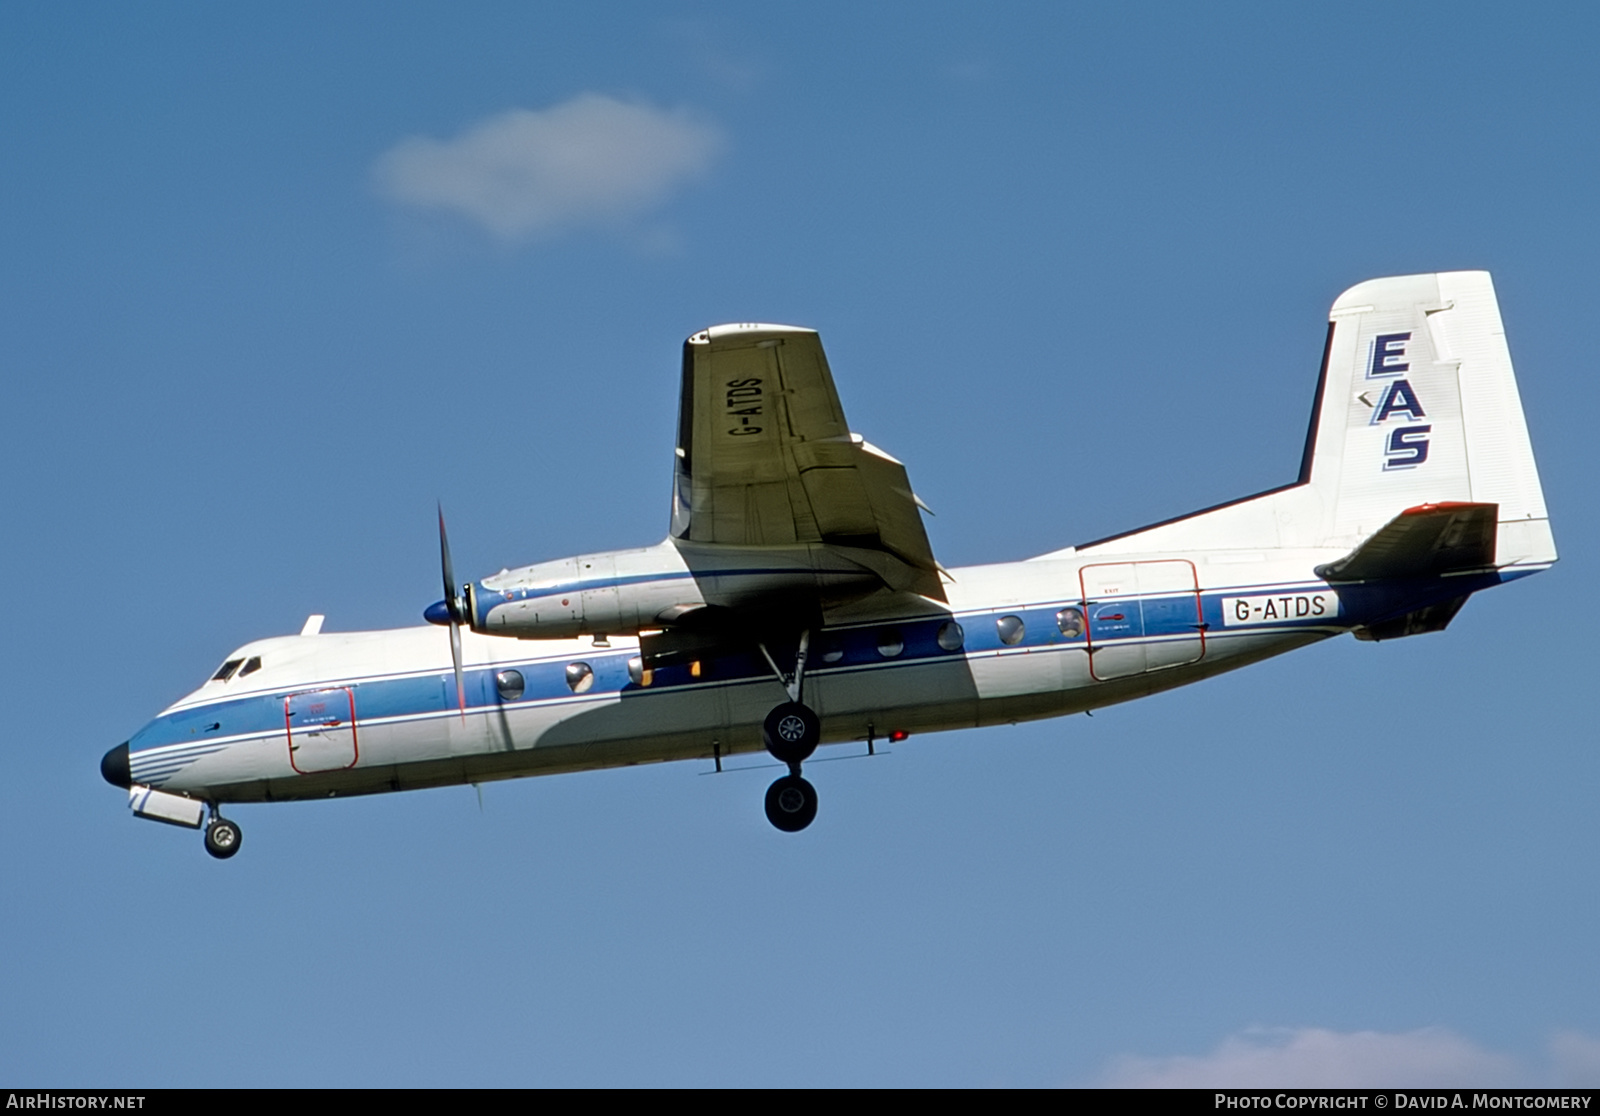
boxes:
[2,2,1597,1087]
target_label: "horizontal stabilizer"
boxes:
[1315,502,1497,582]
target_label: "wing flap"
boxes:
[854,442,937,573]
[800,464,879,538]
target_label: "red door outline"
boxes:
[1078,560,1204,681]
[284,687,360,774]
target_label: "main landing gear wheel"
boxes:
[204,817,242,860]
[755,636,822,832]
[762,701,820,766]
[765,774,818,833]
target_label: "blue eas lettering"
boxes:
[1368,332,1412,378]
[1373,379,1426,423]
[1384,424,1432,470]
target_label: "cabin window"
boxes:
[565,662,595,694]
[936,621,965,651]
[876,628,904,658]
[627,657,652,687]
[820,640,844,663]
[238,656,262,677]
[1056,607,1085,639]
[997,615,1025,645]
[211,659,243,682]
[495,669,525,701]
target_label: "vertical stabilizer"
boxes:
[1308,271,1555,567]
[1064,271,1555,569]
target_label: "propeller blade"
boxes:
[437,503,457,620]
[449,617,465,718]
[437,504,467,719]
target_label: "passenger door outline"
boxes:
[285,687,359,773]
[1079,560,1204,681]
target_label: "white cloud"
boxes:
[1550,1031,1600,1087]
[374,95,722,241]
[1097,1027,1520,1089]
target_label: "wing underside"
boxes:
[670,323,943,601]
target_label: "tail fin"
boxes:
[1069,271,1556,571]
[1307,271,1556,568]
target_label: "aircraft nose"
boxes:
[423,599,452,626]
[101,742,131,789]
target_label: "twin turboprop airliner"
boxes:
[102,272,1557,858]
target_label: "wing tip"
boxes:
[691,322,817,345]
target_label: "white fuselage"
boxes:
[124,541,1437,806]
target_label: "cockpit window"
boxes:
[211,659,244,682]
[238,657,262,677]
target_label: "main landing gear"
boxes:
[758,633,822,833]
[203,807,242,860]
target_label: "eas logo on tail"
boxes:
[1367,331,1431,471]
[1383,424,1431,469]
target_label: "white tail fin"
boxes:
[1069,271,1555,568]
[1308,271,1555,566]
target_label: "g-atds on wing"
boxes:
[669,323,945,602]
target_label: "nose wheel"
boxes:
[204,813,242,859]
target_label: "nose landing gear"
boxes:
[203,808,242,859]
[757,632,823,832]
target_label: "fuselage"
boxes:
[113,541,1519,806]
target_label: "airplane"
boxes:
[101,271,1557,858]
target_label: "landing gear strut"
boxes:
[758,631,822,832]
[204,808,242,859]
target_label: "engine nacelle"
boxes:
[473,553,703,640]
[457,538,882,640]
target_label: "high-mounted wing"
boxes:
[669,323,943,600]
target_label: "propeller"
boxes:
[429,504,468,718]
